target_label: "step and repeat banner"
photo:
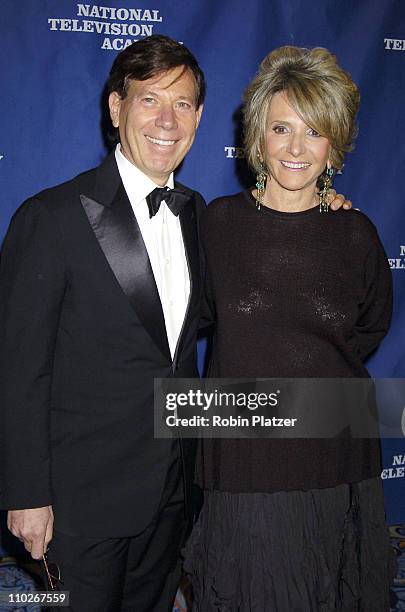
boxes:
[1,0,404,524]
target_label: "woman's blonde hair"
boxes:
[243,46,360,174]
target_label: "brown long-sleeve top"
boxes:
[198,189,393,492]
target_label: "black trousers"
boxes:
[48,444,186,612]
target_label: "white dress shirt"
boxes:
[115,144,190,359]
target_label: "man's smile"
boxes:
[145,135,178,146]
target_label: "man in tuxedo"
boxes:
[0,35,205,611]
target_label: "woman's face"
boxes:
[263,91,331,194]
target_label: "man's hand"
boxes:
[327,189,353,211]
[8,506,54,560]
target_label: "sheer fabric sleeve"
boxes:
[354,230,393,361]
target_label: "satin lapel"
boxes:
[80,185,171,361]
[173,195,201,364]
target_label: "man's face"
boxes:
[109,66,203,185]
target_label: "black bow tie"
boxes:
[146,187,189,218]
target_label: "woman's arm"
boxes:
[354,230,393,361]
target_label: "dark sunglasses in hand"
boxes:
[41,553,63,591]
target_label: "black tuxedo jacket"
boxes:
[0,154,205,537]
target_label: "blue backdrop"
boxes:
[1,0,404,524]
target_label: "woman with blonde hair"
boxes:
[184,46,393,611]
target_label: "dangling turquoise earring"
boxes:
[255,160,267,211]
[318,167,334,213]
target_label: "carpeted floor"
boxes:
[390,524,405,611]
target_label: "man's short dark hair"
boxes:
[107,34,206,108]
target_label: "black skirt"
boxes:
[183,477,395,611]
